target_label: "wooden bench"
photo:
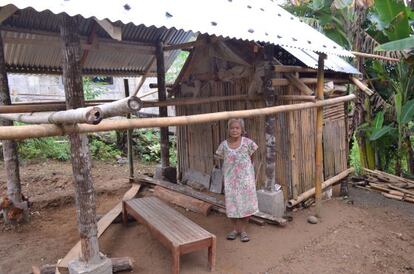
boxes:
[122,196,216,274]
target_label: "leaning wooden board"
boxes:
[136,175,287,225]
[57,183,140,273]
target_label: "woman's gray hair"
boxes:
[227,118,246,134]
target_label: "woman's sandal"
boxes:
[240,231,250,242]
[226,230,238,240]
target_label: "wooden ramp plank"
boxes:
[57,184,140,273]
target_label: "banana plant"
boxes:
[358,110,394,169]
[390,62,414,174]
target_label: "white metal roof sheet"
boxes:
[282,46,360,74]
[1,0,353,57]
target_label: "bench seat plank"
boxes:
[123,197,216,274]
[126,197,212,245]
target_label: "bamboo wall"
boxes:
[176,79,348,199]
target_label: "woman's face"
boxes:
[229,122,242,138]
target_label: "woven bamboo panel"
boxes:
[176,81,347,199]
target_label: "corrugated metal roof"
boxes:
[1,6,194,75]
[282,46,360,75]
[1,0,353,57]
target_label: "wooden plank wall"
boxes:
[176,81,348,199]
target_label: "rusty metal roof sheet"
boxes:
[1,0,353,58]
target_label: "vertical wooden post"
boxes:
[59,14,101,264]
[315,53,326,217]
[156,41,169,168]
[0,31,23,219]
[124,79,134,181]
[263,44,276,192]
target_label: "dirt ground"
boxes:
[1,160,414,274]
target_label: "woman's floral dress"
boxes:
[216,137,259,218]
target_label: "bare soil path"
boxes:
[1,161,413,274]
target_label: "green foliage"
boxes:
[284,0,353,48]
[371,0,411,41]
[375,36,414,51]
[134,129,177,165]
[400,99,414,124]
[88,138,121,160]
[166,51,189,84]
[18,137,70,161]
[83,77,109,100]
[350,135,362,174]
[18,135,122,162]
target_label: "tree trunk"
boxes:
[156,41,169,168]
[0,30,23,220]
[263,45,276,192]
[405,136,414,175]
[60,14,100,264]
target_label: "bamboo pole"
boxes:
[0,97,142,123]
[0,95,356,140]
[315,53,326,218]
[350,51,399,62]
[287,168,354,208]
[59,14,103,267]
[99,96,142,118]
[350,77,374,96]
[0,107,102,124]
[0,95,314,114]
[272,78,349,86]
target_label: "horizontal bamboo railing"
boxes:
[0,94,355,140]
[0,97,142,124]
[0,94,315,114]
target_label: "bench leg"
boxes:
[172,247,180,274]
[208,236,216,271]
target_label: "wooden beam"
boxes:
[153,186,213,216]
[0,4,17,24]
[315,53,326,218]
[285,74,313,95]
[0,95,356,140]
[80,22,97,67]
[59,14,101,266]
[124,79,134,181]
[57,184,140,272]
[164,41,197,51]
[94,18,122,41]
[132,57,156,96]
[274,65,316,73]
[263,44,277,191]
[156,41,170,168]
[0,19,24,224]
